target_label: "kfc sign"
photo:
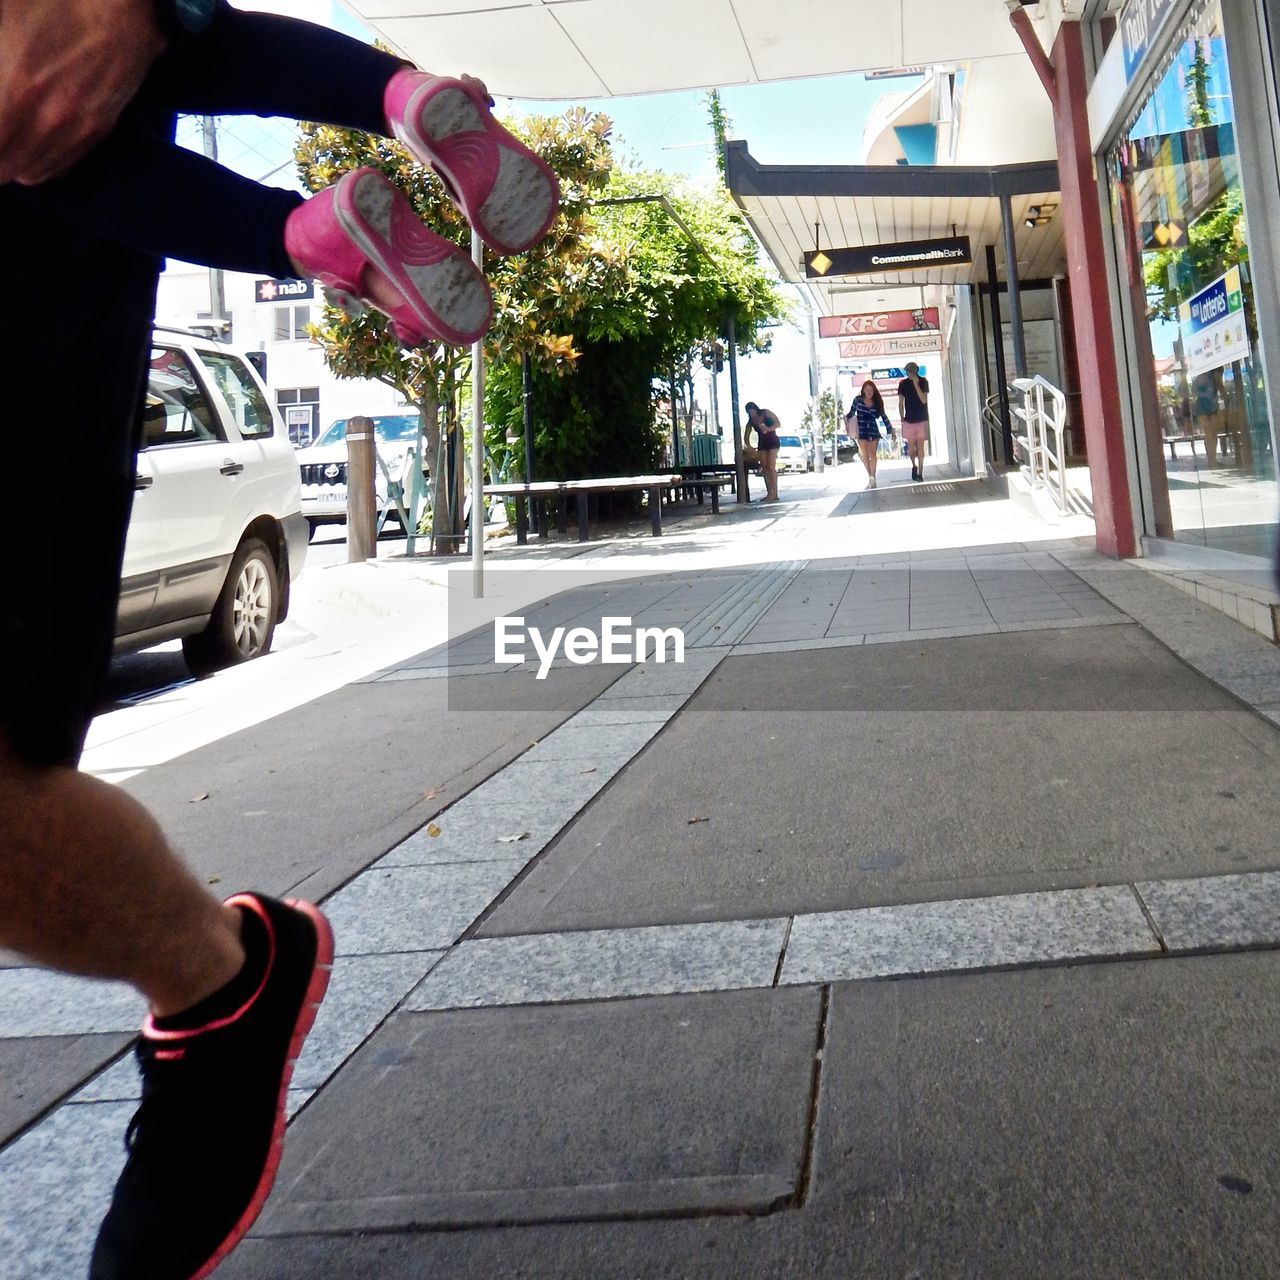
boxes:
[819,307,940,339]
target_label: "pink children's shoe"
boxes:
[284,167,493,348]
[385,70,560,256]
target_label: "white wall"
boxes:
[953,54,1057,166]
[155,263,405,434]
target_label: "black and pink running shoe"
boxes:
[90,893,333,1280]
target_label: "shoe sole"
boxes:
[191,898,334,1280]
[402,80,559,255]
[335,170,492,347]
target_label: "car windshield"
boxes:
[778,436,802,447]
[311,413,420,448]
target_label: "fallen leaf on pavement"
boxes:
[207,875,221,885]
[426,823,442,838]
[423,787,445,801]
[687,815,710,824]
[579,766,597,774]
[189,793,209,803]
[497,831,530,843]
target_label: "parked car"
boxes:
[822,433,857,464]
[295,412,427,538]
[776,434,810,473]
[118,329,307,674]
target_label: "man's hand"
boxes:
[0,0,165,186]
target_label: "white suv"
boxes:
[117,329,308,674]
[295,412,426,538]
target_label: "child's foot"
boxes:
[284,167,492,348]
[385,69,560,256]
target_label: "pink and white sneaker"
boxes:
[284,166,493,348]
[385,70,560,256]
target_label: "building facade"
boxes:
[156,263,405,448]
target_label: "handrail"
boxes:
[1009,375,1069,514]
[981,393,1007,466]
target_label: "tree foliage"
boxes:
[295,92,787,535]
[1140,39,1247,324]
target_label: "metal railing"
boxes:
[1010,375,1069,515]
[982,392,1007,466]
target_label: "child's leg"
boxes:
[146,0,404,135]
[21,113,301,279]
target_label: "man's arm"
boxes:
[0,0,165,186]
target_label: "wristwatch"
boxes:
[153,0,218,43]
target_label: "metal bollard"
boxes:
[346,415,377,563]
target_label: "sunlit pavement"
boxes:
[6,459,1280,1279]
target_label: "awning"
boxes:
[343,0,1053,100]
[724,141,1065,310]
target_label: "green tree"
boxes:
[294,107,618,550]
[706,89,731,181]
[1141,39,1246,323]
[485,163,788,486]
[802,389,839,443]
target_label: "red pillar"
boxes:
[1012,13,1138,559]
[1051,23,1137,557]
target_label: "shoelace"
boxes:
[123,1037,210,1156]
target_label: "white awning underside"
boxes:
[341,0,1058,100]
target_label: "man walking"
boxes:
[898,361,930,481]
[1,3,331,1277]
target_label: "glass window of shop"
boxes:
[1109,0,1278,559]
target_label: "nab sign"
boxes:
[255,278,315,304]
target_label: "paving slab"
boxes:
[1137,870,1280,952]
[254,986,822,1235]
[221,951,1280,1280]
[0,1034,132,1147]
[779,885,1158,984]
[0,969,145,1038]
[479,625,1280,935]
[323,862,528,955]
[116,666,617,908]
[407,918,787,1010]
[0,1100,132,1280]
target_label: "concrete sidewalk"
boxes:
[3,469,1280,1279]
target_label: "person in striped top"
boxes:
[845,380,894,489]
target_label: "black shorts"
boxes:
[1,189,160,768]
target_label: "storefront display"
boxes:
[1108,0,1277,559]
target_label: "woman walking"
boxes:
[846,381,893,489]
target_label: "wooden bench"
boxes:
[1165,433,1237,461]
[676,464,737,513]
[485,475,683,544]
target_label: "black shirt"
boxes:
[898,376,930,423]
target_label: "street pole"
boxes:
[201,117,227,331]
[807,305,824,473]
[725,309,748,502]
[522,351,537,534]
[471,232,485,597]
[670,367,680,467]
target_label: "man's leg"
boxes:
[0,737,243,1016]
[2,184,331,1280]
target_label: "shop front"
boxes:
[1095,0,1280,564]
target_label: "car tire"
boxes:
[182,537,279,677]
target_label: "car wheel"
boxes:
[182,537,279,677]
